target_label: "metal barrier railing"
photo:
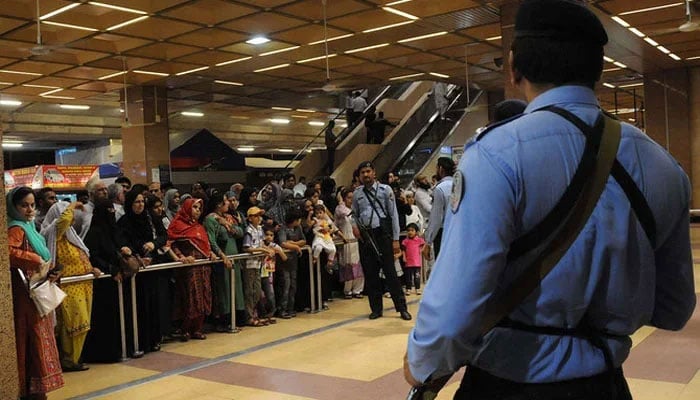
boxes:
[57,240,358,360]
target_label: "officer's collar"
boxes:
[524,85,599,114]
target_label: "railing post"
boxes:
[130,274,143,358]
[316,255,323,312]
[117,278,128,362]
[229,258,237,332]
[307,247,316,313]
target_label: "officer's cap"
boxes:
[357,161,374,171]
[515,0,608,46]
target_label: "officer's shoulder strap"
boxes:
[475,113,527,142]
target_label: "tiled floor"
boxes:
[49,229,700,400]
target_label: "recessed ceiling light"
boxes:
[237,146,255,152]
[669,53,682,61]
[181,111,204,117]
[40,3,80,20]
[485,35,502,41]
[42,21,98,31]
[270,118,290,124]
[134,70,169,77]
[291,115,309,119]
[0,82,12,85]
[297,54,337,63]
[175,66,209,76]
[40,88,64,96]
[88,2,148,15]
[22,84,59,89]
[687,56,700,60]
[260,46,300,56]
[385,0,412,5]
[345,43,390,54]
[2,143,23,148]
[362,20,415,33]
[398,31,448,43]
[308,121,325,126]
[382,7,419,20]
[215,56,252,67]
[308,34,354,45]
[214,80,243,86]
[277,148,293,153]
[603,56,614,63]
[60,104,90,110]
[619,82,643,88]
[106,15,149,31]
[296,109,316,113]
[246,36,270,45]
[603,67,621,72]
[657,46,671,54]
[0,100,22,106]
[254,64,290,73]
[42,95,75,99]
[611,16,630,27]
[389,72,424,80]
[429,72,450,78]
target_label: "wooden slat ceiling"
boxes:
[0,0,695,150]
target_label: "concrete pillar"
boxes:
[643,69,692,194]
[121,86,170,184]
[0,126,20,399]
[689,67,700,207]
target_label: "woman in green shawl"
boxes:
[7,186,64,399]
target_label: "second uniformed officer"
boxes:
[352,161,412,321]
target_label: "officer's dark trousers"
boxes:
[454,366,632,400]
[359,228,407,314]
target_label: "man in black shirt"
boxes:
[368,112,396,144]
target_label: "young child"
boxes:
[311,204,346,271]
[259,224,287,324]
[401,223,425,295]
[243,207,275,327]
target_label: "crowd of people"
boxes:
[8,165,452,399]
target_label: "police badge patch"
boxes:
[451,170,464,213]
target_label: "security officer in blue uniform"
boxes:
[352,161,412,321]
[405,1,696,399]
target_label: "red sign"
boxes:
[4,165,99,191]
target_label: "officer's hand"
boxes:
[403,352,420,387]
[393,240,400,255]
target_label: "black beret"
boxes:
[357,160,374,171]
[515,0,608,46]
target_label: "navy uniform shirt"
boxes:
[351,181,400,241]
[407,85,696,383]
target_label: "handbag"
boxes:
[17,269,66,318]
[118,253,146,278]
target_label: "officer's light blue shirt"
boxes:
[352,181,400,240]
[407,86,696,383]
[424,176,452,245]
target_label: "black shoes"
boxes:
[369,312,383,320]
[399,311,412,321]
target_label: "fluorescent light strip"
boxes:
[0,70,41,76]
[60,104,90,110]
[297,54,336,63]
[22,84,59,89]
[270,118,290,124]
[628,27,645,38]
[643,37,659,46]
[657,46,671,54]
[42,20,98,31]
[106,15,149,31]
[0,82,12,85]
[134,70,169,76]
[619,82,643,88]
[687,56,700,60]
[345,43,389,54]
[308,34,354,45]
[389,72,424,80]
[214,80,243,86]
[2,143,23,148]
[181,111,204,117]
[260,46,300,56]
[619,3,683,15]
[277,148,293,152]
[611,16,630,27]
[486,35,502,41]
[669,53,682,61]
[237,147,255,152]
[603,67,621,72]
[40,3,80,20]
[40,88,64,96]
[613,61,627,68]
[88,2,148,15]
[386,0,412,5]
[291,115,308,118]
[272,107,292,111]
[603,56,614,63]
[362,20,414,33]
[42,95,75,99]
[246,36,270,45]
[429,72,450,78]
[308,121,325,126]
[296,109,316,113]
[253,63,290,72]
[398,31,448,43]
[602,83,616,89]
[382,6,419,20]
[0,100,22,106]
[98,71,127,80]
[175,66,209,76]
[215,56,252,67]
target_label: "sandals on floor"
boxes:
[247,319,264,327]
[191,332,207,340]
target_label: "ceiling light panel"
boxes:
[181,111,204,117]
[382,7,419,20]
[345,43,389,54]
[42,21,98,31]
[106,15,149,31]
[308,34,354,45]
[297,54,336,63]
[254,64,290,72]
[215,57,252,67]
[60,104,90,110]
[98,71,127,80]
[389,72,424,80]
[214,80,243,86]
[40,3,80,20]
[270,118,290,124]
[0,100,22,106]
[362,20,415,33]
[247,36,270,45]
[134,70,169,76]
[618,3,683,15]
[175,66,209,76]
[88,2,148,15]
[260,46,300,56]
[398,31,448,43]
[0,70,41,76]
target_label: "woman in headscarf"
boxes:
[162,188,180,229]
[203,192,244,333]
[116,190,167,352]
[7,186,64,399]
[168,198,217,340]
[238,187,258,217]
[41,201,101,372]
[259,182,285,226]
[82,199,127,363]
